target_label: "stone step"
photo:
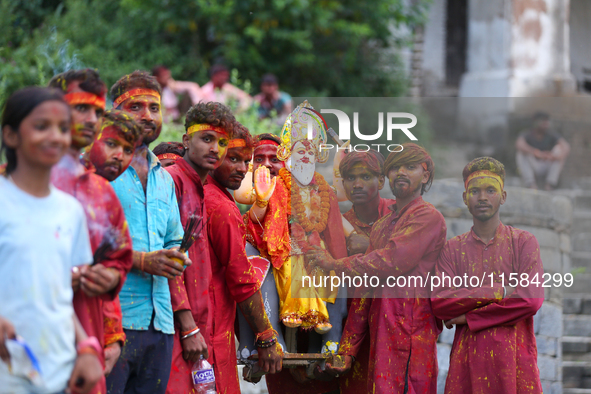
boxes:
[573,232,591,253]
[572,252,591,269]
[564,295,591,315]
[575,193,591,210]
[574,213,591,234]
[564,273,591,294]
[564,315,591,337]
[563,337,591,353]
[564,389,591,394]
[563,361,591,389]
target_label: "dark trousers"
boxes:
[106,318,173,394]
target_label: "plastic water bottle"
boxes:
[192,356,216,394]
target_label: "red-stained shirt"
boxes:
[51,154,133,394]
[343,197,396,237]
[431,223,544,394]
[103,297,125,346]
[165,159,213,393]
[337,196,447,394]
[204,175,261,394]
[340,196,395,394]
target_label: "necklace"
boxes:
[290,170,330,233]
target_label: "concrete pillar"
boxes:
[460,0,576,97]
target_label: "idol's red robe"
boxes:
[165,159,213,393]
[337,196,447,394]
[52,154,133,394]
[431,223,544,394]
[244,171,348,394]
[204,175,261,394]
[339,196,395,394]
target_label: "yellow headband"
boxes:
[465,170,504,190]
[113,88,160,107]
[186,123,229,137]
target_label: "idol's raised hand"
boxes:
[254,166,276,204]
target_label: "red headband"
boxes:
[64,92,106,110]
[157,153,181,162]
[255,139,279,149]
[227,139,247,149]
[113,88,160,107]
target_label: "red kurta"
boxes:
[244,172,348,394]
[431,223,544,394]
[103,297,125,346]
[337,197,447,394]
[165,159,213,393]
[343,197,395,238]
[51,154,133,394]
[339,196,395,394]
[204,175,261,394]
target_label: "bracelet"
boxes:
[181,327,199,337]
[255,328,277,342]
[333,169,341,178]
[77,336,102,357]
[255,199,269,208]
[256,337,277,348]
[181,327,200,340]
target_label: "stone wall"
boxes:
[424,179,572,394]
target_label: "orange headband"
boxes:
[113,88,160,108]
[465,170,504,190]
[64,92,106,110]
[157,153,181,162]
[227,139,246,149]
[186,123,229,136]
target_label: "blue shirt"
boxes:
[111,150,183,334]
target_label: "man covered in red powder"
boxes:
[333,150,394,393]
[431,157,544,394]
[164,102,235,393]
[205,122,282,393]
[48,69,134,394]
[84,109,142,376]
[309,143,447,393]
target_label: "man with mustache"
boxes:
[308,142,447,393]
[205,121,283,393]
[83,109,142,376]
[48,69,135,394]
[107,70,191,394]
[164,102,235,393]
[333,150,394,393]
[431,157,544,394]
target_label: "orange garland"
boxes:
[291,170,330,233]
[278,167,292,212]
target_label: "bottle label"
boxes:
[192,368,215,385]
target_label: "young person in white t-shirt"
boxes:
[0,87,103,394]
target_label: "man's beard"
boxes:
[290,160,315,186]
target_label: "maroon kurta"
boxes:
[165,159,213,393]
[204,175,261,394]
[51,154,133,394]
[431,223,544,394]
[343,197,396,238]
[337,196,447,394]
[340,196,395,394]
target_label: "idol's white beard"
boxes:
[289,160,315,186]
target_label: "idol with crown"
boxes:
[240,101,349,361]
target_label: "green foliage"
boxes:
[0,0,429,107]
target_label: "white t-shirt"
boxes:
[0,176,92,394]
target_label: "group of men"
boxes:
[3,66,545,394]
